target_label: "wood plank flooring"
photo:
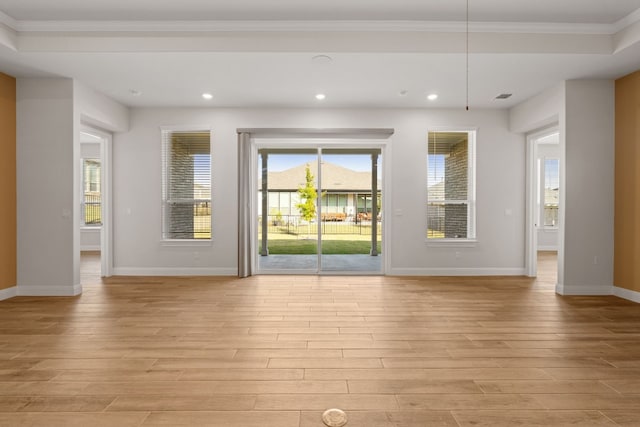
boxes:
[0,251,638,426]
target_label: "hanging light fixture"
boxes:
[466,0,470,111]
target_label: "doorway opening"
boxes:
[256,146,383,274]
[526,129,560,287]
[79,128,112,282]
[237,129,393,277]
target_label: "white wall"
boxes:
[74,82,129,132]
[17,78,80,295]
[12,77,617,295]
[509,83,567,287]
[510,83,565,134]
[80,228,101,251]
[15,78,128,296]
[113,107,525,275]
[74,81,128,278]
[561,80,615,295]
[509,79,615,295]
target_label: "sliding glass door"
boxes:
[257,149,319,273]
[256,146,382,274]
[319,149,381,272]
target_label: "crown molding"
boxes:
[0,5,637,36]
[0,10,18,29]
[613,6,640,32]
[4,19,617,35]
[0,13,18,51]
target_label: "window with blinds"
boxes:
[427,130,476,240]
[161,129,211,240]
[82,158,102,226]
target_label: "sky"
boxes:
[263,153,381,172]
[428,155,446,185]
[193,154,211,186]
[545,158,560,190]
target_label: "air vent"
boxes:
[495,93,513,100]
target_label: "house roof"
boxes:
[263,161,380,192]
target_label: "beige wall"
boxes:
[0,72,16,291]
[615,70,640,293]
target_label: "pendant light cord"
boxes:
[466,0,469,111]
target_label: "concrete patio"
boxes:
[257,254,382,273]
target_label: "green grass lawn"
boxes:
[427,229,445,238]
[260,239,382,254]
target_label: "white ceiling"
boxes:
[1,1,640,109]
[1,0,639,24]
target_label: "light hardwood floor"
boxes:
[0,251,638,426]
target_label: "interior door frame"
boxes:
[525,126,560,278]
[250,136,391,275]
[79,125,113,277]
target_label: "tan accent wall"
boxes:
[0,73,16,291]
[615,70,640,293]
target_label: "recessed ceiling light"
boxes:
[202,93,213,100]
[427,93,438,101]
[315,93,326,100]
[129,89,142,97]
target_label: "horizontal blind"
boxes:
[82,158,102,226]
[427,131,475,239]
[161,130,211,240]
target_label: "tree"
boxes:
[296,164,318,239]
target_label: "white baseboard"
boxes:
[388,267,526,276]
[112,267,237,276]
[0,286,17,301]
[537,246,558,251]
[17,284,82,297]
[613,286,640,303]
[555,283,612,296]
[80,245,101,251]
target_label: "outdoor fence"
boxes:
[260,214,382,236]
[544,205,559,227]
[83,194,102,225]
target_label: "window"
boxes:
[161,129,211,240]
[427,130,476,240]
[82,159,102,226]
[543,158,559,227]
[321,193,348,213]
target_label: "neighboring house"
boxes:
[259,161,381,221]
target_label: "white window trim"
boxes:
[160,239,214,247]
[160,125,213,243]
[426,239,478,247]
[426,128,477,244]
